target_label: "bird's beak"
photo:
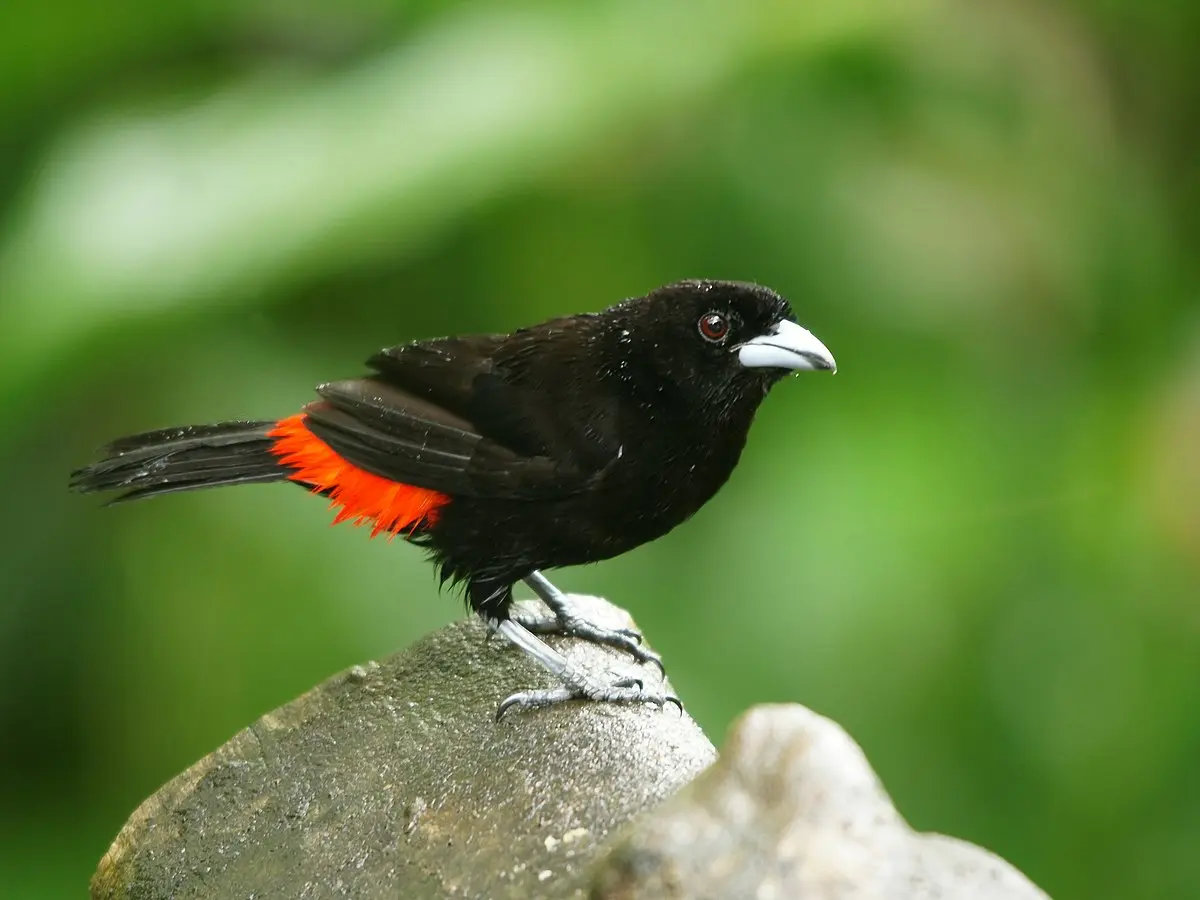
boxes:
[737,319,837,373]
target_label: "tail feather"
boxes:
[70,420,287,503]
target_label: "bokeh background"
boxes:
[1,0,1197,896]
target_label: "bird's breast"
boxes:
[588,420,748,545]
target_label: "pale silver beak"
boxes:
[737,319,836,373]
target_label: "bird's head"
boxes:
[605,279,835,415]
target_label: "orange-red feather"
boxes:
[268,414,448,538]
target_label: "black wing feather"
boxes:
[304,336,611,500]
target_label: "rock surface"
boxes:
[591,704,1050,900]
[92,601,1052,900]
[91,595,714,900]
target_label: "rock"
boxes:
[590,704,1050,900]
[91,595,715,900]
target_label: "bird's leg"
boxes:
[488,617,680,720]
[513,570,664,673]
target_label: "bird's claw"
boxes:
[510,611,664,674]
[496,676,680,721]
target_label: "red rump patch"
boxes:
[268,414,448,538]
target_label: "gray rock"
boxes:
[91,595,715,900]
[590,704,1050,900]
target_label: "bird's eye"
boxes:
[698,312,729,343]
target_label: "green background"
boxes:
[2,1,1197,897]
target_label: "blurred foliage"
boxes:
[1,0,1197,897]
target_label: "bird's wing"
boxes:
[299,336,612,500]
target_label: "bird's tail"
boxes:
[69,420,288,503]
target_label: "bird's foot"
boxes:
[510,603,664,674]
[496,674,681,720]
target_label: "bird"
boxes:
[70,279,836,717]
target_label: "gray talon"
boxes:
[489,577,680,721]
[496,677,679,720]
[511,609,665,671]
[515,572,668,673]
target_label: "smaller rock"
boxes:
[591,704,1050,900]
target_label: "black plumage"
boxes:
[71,279,835,714]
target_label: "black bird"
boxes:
[70,280,836,715]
